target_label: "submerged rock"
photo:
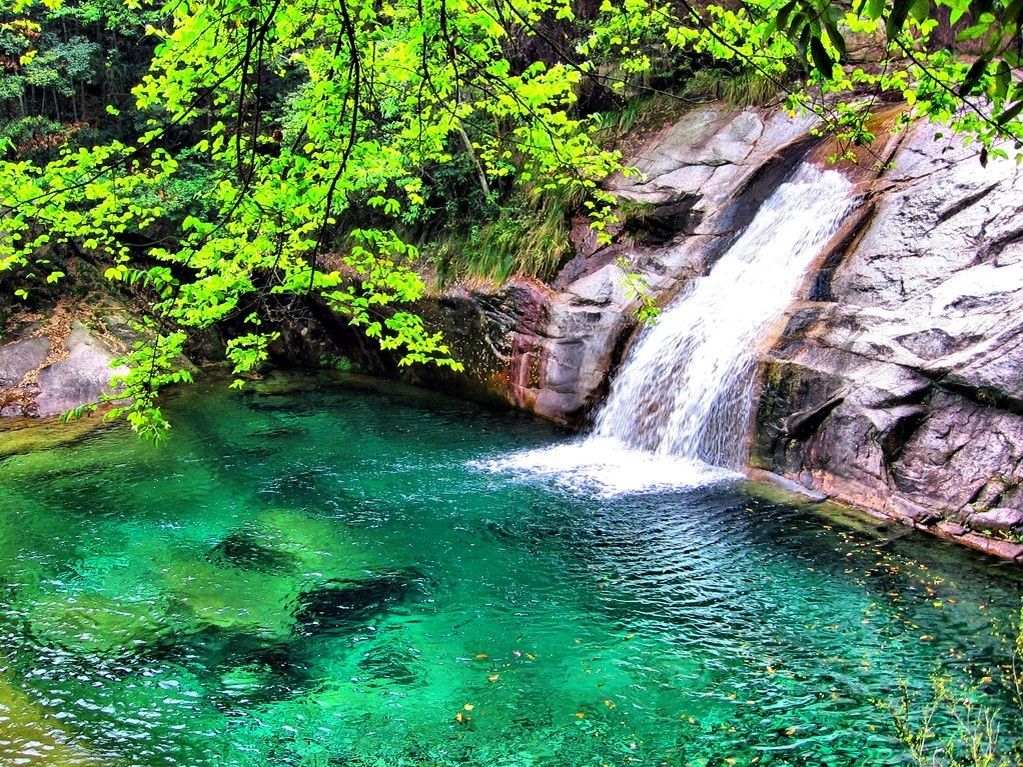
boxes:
[0,671,109,765]
[206,528,302,575]
[26,592,175,662]
[295,573,418,633]
[158,506,414,642]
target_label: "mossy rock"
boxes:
[0,416,113,460]
[26,593,175,662]
[157,506,402,642]
[0,671,108,765]
[159,558,299,641]
[206,528,301,575]
[251,506,392,579]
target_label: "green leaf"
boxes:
[959,56,990,96]
[776,0,799,31]
[909,0,930,23]
[997,99,1023,126]
[810,37,833,75]
[823,17,847,59]
[957,22,993,41]
[886,0,912,39]
[1005,0,1023,25]
[797,22,813,58]
[995,60,1011,101]
[866,0,886,20]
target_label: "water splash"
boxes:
[487,163,853,495]
[473,436,741,497]
[593,163,853,467]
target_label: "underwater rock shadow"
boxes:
[205,529,302,575]
[294,570,428,635]
[182,568,431,708]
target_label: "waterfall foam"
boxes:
[592,163,854,467]
[482,163,854,495]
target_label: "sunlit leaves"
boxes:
[586,0,1023,162]
[7,0,1023,439]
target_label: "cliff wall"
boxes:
[413,103,1023,559]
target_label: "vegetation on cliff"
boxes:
[0,0,1021,435]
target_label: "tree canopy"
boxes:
[0,0,1020,436]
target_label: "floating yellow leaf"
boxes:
[463,704,474,711]
[785,727,797,736]
[488,674,500,682]
[575,712,586,718]
[475,654,488,659]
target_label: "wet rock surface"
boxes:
[751,121,1023,558]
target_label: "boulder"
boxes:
[966,507,1023,533]
[155,507,409,642]
[35,322,130,417]
[0,305,130,419]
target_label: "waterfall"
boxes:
[482,163,854,495]
[591,164,854,469]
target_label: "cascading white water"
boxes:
[481,163,854,495]
[591,163,854,469]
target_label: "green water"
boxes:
[0,372,1021,767]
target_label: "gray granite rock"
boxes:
[750,120,1023,547]
[0,313,129,418]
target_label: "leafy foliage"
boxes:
[1,0,1022,435]
[583,0,1023,161]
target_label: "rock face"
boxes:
[0,303,132,419]
[414,103,1023,557]
[751,121,1023,558]
[413,104,823,426]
